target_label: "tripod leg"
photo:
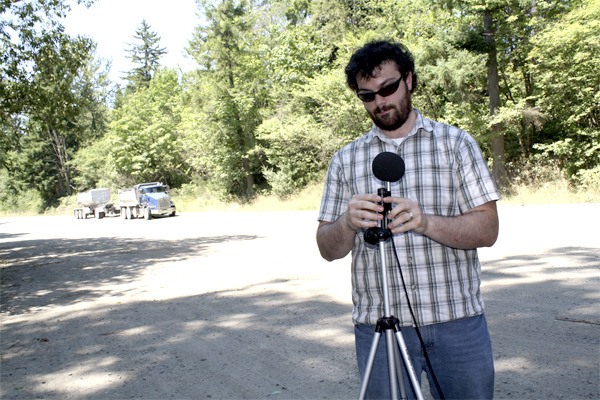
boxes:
[393,341,407,399]
[385,329,400,399]
[394,330,424,400]
[359,331,382,400]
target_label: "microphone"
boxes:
[364,152,405,245]
[372,152,405,183]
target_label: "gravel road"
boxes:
[1,203,598,399]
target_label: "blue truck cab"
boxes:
[135,182,176,219]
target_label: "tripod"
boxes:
[359,187,424,400]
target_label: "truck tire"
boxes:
[121,207,127,219]
[126,207,133,220]
[144,207,152,220]
[98,211,105,219]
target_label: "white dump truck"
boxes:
[74,188,120,219]
[118,182,176,220]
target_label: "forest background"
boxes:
[1,0,599,215]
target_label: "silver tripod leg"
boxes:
[385,328,400,399]
[358,319,424,400]
[395,330,423,399]
[358,329,402,399]
[358,330,382,400]
[358,328,404,399]
[393,338,407,399]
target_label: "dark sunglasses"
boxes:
[356,78,403,102]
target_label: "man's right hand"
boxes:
[345,193,385,231]
[317,193,385,261]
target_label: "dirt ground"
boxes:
[1,203,598,399]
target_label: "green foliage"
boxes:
[576,166,600,191]
[529,0,600,131]
[257,113,332,197]
[0,168,44,214]
[2,0,598,212]
[69,137,117,191]
[1,0,110,208]
[107,69,188,187]
[182,82,265,200]
[526,0,600,185]
[186,0,268,199]
[534,130,600,186]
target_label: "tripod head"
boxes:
[364,187,393,245]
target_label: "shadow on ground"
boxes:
[1,222,598,399]
[0,235,257,315]
[1,234,357,399]
[482,246,599,400]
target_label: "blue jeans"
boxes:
[355,314,494,399]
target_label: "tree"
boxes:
[107,69,187,187]
[1,0,108,207]
[124,19,166,92]
[424,0,509,187]
[188,0,266,199]
[528,0,600,186]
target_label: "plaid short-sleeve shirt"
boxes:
[318,109,500,326]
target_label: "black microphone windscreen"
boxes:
[372,152,405,182]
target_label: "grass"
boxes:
[500,180,600,205]
[173,179,600,213]
[1,178,599,218]
[173,183,325,213]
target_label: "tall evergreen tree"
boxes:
[124,19,166,91]
[188,0,266,199]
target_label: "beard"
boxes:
[368,88,412,132]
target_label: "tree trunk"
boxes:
[243,157,254,198]
[484,10,508,189]
[48,126,72,196]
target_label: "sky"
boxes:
[63,0,201,84]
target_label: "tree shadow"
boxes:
[0,235,257,315]
[1,224,598,399]
[481,246,599,399]
[1,282,358,399]
[0,232,358,399]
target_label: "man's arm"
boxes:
[317,193,385,261]
[316,218,355,261]
[386,199,499,250]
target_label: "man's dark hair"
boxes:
[345,40,418,94]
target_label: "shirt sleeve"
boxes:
[455,133,500,212]
[318,151,351,222]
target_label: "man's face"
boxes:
[356,61,412,133]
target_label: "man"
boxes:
[316,40,500,399]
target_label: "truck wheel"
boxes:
[144,207,152,220]
[98,211,105,219]
[126,207,133,220]
[121,208,127,219]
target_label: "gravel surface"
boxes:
[1,203,598,399]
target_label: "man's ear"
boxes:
[406,71,414,92]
